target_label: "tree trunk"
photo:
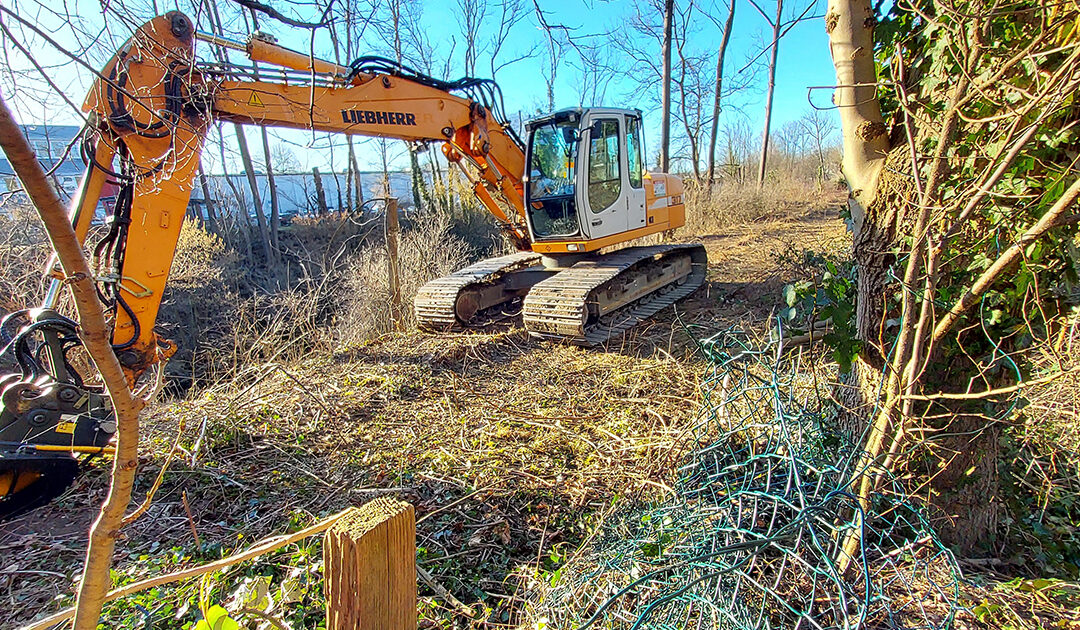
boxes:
[660,0,675,172]
[385,196,403,327]
[197,166,219,234]
[706,0,736,185]
[756,0,783,189]
[826,0,1007,552]
[347,136,365,210]
[380,142,403,326]
[259,128,280,255]
[216,129,253,262]
[313,167,329,215]
[0,93,143,630]
[409,151,424,211]
[234,124,273,265]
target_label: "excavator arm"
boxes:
[0,12,533,517]
[69,12,530,378]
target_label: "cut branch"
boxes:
[20,508,359,630]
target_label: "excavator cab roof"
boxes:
[525,107,643,130]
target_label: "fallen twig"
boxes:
[19,507,357,630]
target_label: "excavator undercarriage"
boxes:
[415,244,707,346]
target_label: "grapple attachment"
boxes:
[0,311,118,520]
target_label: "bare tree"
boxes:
[457,0,488,76]
[671,2,712,179]
[747,0,817,188]
[797,107,837,183]
[754,0,782,189]
[488,0,532,81]
[706,0,737,183]
[532,0,571,112]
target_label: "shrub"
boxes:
[334,211,474,346]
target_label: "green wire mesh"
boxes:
[530,328,962,629]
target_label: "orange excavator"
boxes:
[0,13,706,517]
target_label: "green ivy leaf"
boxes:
[194,606,239,630]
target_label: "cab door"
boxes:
[580,114,628,239]
[624,115,648,231]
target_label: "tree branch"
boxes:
[932,176,1080,342]
[20,507,359,630]
[226,0,331,29]
[0,93,144,630]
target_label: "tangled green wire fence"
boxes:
[531,327,962,629]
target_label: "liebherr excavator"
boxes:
[0,12,706,517]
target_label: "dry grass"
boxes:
[2,329,705,628]
[6,178,1075,629]
[335,212,475,345]
[1,191,849,629]
[679,175,843,238]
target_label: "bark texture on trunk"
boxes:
[0,95,143,630]
[825,0,889,216]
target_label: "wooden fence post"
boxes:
[324,498,416,630]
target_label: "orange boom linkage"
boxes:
[74,12,530,379]
[0,12,705,517]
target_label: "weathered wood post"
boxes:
[324,497,416,630]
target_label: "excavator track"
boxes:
[414,251,545,330]
[0,452,80,521]
[522,244,707,346]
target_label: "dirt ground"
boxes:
[2,199,851,628]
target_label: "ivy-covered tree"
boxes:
[825,0,1079,549]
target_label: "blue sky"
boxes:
[1,0,838,173]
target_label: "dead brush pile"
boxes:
[159,209,496,387]
[334,211,477,345]
[0,206,50,314]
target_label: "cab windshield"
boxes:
[529,121,577,200]
[527,119,580,238]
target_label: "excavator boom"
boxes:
[0,11,705,519]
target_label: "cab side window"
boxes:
[587,119,622,213]
[626,117,643,189]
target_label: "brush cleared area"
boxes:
[0,181,844,627]
[3,183,1078,629]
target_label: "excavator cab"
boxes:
[524,108,647,245]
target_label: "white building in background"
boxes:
[189,170,421,223]
[0,124,429,222]
[0,125,105,211]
